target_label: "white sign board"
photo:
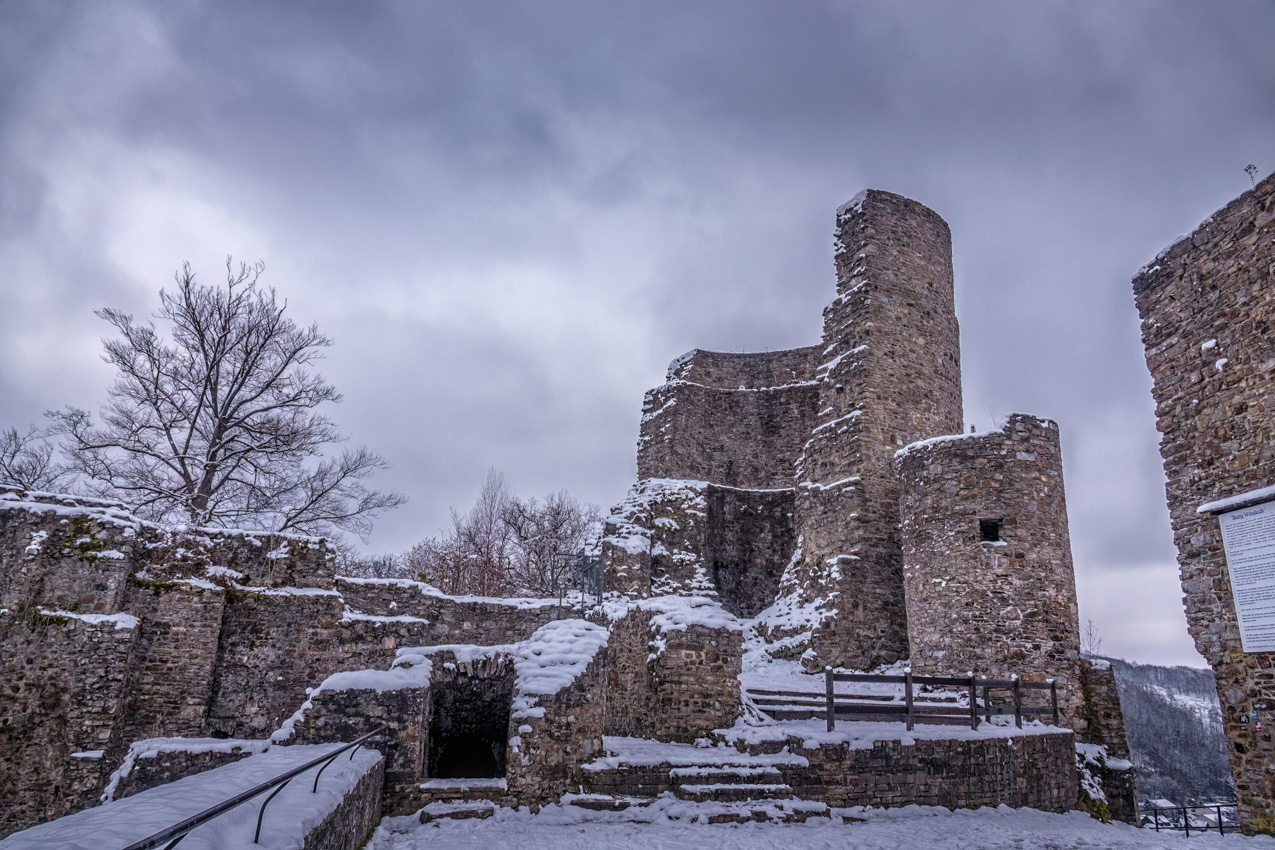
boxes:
[1220,499,1275,653]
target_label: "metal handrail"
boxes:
[120,725,386,850]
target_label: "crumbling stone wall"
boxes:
[0,489,588,836]
[894,414,1084,726]
[603,600,742,741]
[704,486,796,617]
[638,348,820,490]
[602,479,797,617]
[0,493,142,616]
[336,576,562,643]
[1134,170,1275,832]
[784,189,964,671]
[506,627,609,804]
[292,683,430,814]
[119,582,226,742]
[1077,659,1139,824]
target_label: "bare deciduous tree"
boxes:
[49,259,404,540]
[1082,618,1104,658]
[401,469,598,597]
[503,490,601,596]
[0,425,72,491]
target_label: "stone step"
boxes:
[675,783,794,802]
[564,794,849,825]
[418,800,499,823]
[668,765,784,786]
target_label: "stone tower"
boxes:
[780,190,964,669]
[893,413,1084,724]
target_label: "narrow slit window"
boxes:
[979,518,1002,543]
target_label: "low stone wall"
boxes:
[291,683,429,816]
[764,731,1077,811]
[506,621,610,804]
[302,754,384,850]
[111,742,264,799]
[604,599,742,742]
[584,731,1078,813]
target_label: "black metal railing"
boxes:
[746,669,1059,732]
[1144,803,1238,836]
[121,726,385,850]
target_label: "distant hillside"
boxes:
[1104,657,1235,805]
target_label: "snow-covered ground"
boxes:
[369,802,1275,850]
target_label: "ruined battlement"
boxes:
[664,346,822,389]
[638,349,821,489]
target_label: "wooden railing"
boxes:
[746,669,1059,732]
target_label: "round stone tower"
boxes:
[893,413,1083,721]
[786,189,964,670]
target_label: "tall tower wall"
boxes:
[784,190,963,670]
[1134,171,1275,832]
[894,414,1083,726]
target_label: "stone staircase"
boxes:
[572,736,847,824]
[668,765,791,802]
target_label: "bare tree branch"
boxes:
[48,259,404,541]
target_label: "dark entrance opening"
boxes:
[427,668,514,779]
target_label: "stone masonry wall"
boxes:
[603,601,742,742]
[119,582,227,742]
[506,623,610,805]
[292,684,430,814]
[336,576,563,643]
[704,486,797,618]
[666,347,823,390]
[783,190,964,671]
[771,730,1078,811]
[586,730,1079,813]
[0,611,140,836]
[1133,170,1275,832]
[894,414,1084,728]
[638,382,820,491]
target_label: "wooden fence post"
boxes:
[968,673,978,730]
[825,666,835,732]
[905,669,915,731]
[982,679,991,723]
[1012,675,1022,728]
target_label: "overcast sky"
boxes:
[2,1,1272,667]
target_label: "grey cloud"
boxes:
[2,0,1272,667]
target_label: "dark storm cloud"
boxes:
[2,0,1273,665]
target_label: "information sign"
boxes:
[1220,499,1275,652]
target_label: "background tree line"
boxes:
[346,468,601,598]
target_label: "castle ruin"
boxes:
[1,188,1139,844]
[605,190,1094,726]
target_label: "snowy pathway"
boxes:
[369,802,1275,850]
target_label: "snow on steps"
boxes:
[579,735,812,814]
[562,793,852,825]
